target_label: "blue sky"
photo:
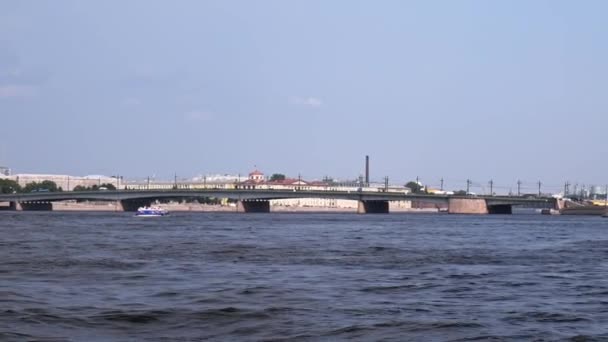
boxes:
[1,1,607,193]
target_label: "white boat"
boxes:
[135,206,169,217]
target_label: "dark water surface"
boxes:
[2,212,608,341]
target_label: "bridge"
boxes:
[0,189,557,214]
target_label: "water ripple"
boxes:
[1,212,608,340]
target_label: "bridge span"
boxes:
[0,189,556,214]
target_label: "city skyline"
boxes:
[2,1,608,189]
[1,165,597,196]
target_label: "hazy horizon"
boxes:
[2,1,607,194]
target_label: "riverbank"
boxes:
[45,201,438,213]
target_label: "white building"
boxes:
[238,169,412,209]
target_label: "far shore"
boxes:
[1,201,439,213]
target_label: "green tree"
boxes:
[269,173,286,181]
[73,185,88,191]
[0,179,21,193]
[99,183,116,190]
[453,190,467,196]
[405,181,424,194]
[41,180,60,191]
[23,180,60,192]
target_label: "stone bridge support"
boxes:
[357,200,389,214]
[553,198,565,210]
[237,200,270,213]
[7,201,22,211]
[448,198,488,214]
[448,198,514,214]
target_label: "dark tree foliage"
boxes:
[99,183,116,190]
[269,173,286,181]
[405,181,424,194]
[0,179,21,193]
[23,180,61,192]
[73,183,116,191]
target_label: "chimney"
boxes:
[365,155,369,186]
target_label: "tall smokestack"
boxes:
[365,155,369,186]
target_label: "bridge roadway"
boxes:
[0,189,555,214]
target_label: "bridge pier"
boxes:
[357,200,389,214]
[448,198,488,214]
[237,200,270,213]
[6,201,22,211]
[553,198,566,211]
[448,198,515,214]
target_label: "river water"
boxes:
[1,212,608,341]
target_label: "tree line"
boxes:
[0,179,63,193]
[0,179,117,193]
[0,177,469,195]
[73,183,116,191]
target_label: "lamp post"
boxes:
[115,176,120,212]
[517,180,521,196]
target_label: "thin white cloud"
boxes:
[0,85,36,98]
[289,96,323,108]
[184,110,214,122]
